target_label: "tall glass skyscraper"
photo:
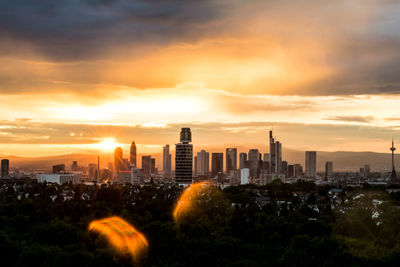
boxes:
[175,128,193,184]
[226,148,237,173]
[269,130,282,174]
[163,144,172,178]
[130,140,137,168]
[305,151,317,178]
[1,159,9,178]
[211,153,223,177]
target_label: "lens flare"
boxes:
[88,216,148,260]
[173,181,212,222]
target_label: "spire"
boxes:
[390,138,398,184]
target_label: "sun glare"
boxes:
[97,138,118,151]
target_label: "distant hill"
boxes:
[2,149,398,173]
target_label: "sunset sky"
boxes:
[1,0,400,157]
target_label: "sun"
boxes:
[96,138,118,151]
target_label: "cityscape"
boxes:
[2,0,400,266]
[1,127,399,187]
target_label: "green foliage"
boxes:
[1,180,400,266]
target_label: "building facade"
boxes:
[226,148,237,173]
[305,151,317,178]
[175,128,193,184]
[211,153,223,177]
[130,140,137,168]
[196,150,209,177]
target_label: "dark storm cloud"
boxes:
[0,0,227,60]
[0,0,400,96]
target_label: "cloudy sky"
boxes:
[1,0,400,157]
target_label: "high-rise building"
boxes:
[294,164,303,177]
[325,161,333,180]
[248,149,260,177]
[163,144,172,178]
[240,168,250,184]
[239,153,247,169]
[211,153,223,177]
[52,164,65,174]
[305,151,317,178]
[142,155,152,178]
[226,148,237,173]
[1,159,9,178]
[288,164,294,178]
[269,130,282,174]
[114,147,125,173]
[130,140,137,168]
[175,128,193,184]
[196,150,209,177]
[151,158,156,174]
[281,161,288,175]
[71,161,78,171]
[88,163,97,180]
[263,153,270,162]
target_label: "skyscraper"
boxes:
[196,150,209,177]
[163,144,172,178]
[88,163,97,180]
[175,128,193,184]
[211,153,223,177]
[130,140,137,168]
[114,147,125,173]
[142,155,152,178]
[226,148,237,173]
[1,159,9,178]
[325,161,333,180]
[248,149,260,177]
[239,153,247,169]
[305,151,317,178]
[269,130,282,174]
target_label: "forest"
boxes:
[1,179,400,267]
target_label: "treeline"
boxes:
[1,180,400,266]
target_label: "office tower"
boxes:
[1,159,9,178]
[175,128,193,184]
[52,164,65,174]
[288,165,294,178]
[248,149,260,177]
[269,130,282,174]
[281,161,288,175]
[211,153,223,177]
[196,150,209,177]
[364,164,370,175]
[240,168,250,184]
[390,139,398,184]
[239,153,247,170]
[305,151,317,178]
[88,163,97,180]
[194,156,198,176]
[130,140,137,168]
[294,164,303,177]
[107,162,113,172]
[151,158,156,174]
[226,148,237,173]
[263,153,270,162]
[114,147,125,173]
[123,158,130,170]
[71,161,78,171]
[325,161,333,180]
[163,144,172,177]
[142,155,152,178]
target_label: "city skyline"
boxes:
[1,1,400,156]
